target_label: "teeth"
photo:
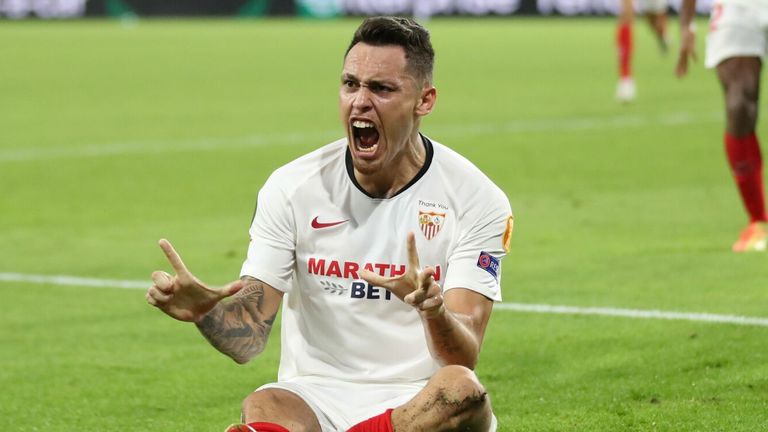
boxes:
[352,120,375,128]
[357,143,377,153]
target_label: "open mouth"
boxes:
[352,120,380,155]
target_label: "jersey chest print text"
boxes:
[304,198,450,300]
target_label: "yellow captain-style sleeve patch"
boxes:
[502,215,514,253]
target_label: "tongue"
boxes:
[358,128,379,148]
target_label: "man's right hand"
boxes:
[676,26,697,78]
[146,239,243,322]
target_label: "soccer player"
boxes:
[676,0,768,252]
[145,16,513,432]
[616,0,670,102]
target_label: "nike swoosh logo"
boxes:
[311,216,348,229]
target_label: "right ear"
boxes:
[415,86,437,117]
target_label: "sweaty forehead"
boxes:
[343,43,410,81]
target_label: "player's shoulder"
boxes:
[272,138,346,177]
[430,139,482,174]
[262,138,347,191]
[429,137,510,208]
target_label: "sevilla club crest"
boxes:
[419,211,445,240]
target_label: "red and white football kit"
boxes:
[705,0,768,68]
[241,135,512,430]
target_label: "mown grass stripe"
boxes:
[2,271,766,327]
[0,111,720,163]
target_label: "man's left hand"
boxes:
[361,232,444,316]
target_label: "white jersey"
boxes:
[241,136,513,384]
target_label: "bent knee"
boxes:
[433,365,486,392]
[431,365,491,412]
[393,367,492,431]
[242,389,320,432]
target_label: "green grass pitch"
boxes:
[1,17,766,431]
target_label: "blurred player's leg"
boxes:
[645,11,669,53]
[616,0,636,103]
[732,222,767,252]
[717,57,768,251]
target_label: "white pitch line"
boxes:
[0,272,147,289]
[1,271,766,328]
[0,130,340,163]
[0,111,721,163]
[495,303,768,327]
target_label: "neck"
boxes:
[357,133,426,199]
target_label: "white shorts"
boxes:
[705,1,768,68]
[255,376,498,431]
[636,0,667,14]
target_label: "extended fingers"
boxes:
[406,232,421,270]
[158,239,188,275]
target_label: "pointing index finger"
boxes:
[158,239,188,275]
[406,232,421,271]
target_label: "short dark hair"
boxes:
[345,16,435,85]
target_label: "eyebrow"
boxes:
[341,73,398,87]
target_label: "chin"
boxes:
[350,157,380,176]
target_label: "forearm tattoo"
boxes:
[195,276,277,363]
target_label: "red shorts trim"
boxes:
[346,409,394,432]
[245,422,290,432]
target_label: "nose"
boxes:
[351,87,373,112]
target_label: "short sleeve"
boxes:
[443,191,513,302]
[240,173,297,293]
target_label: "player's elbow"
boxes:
[228,351,252,365]
[228,345,265,365]
[231,355,250,365]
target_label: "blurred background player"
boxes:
[677,0,768,252]
[616,0,670,102]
